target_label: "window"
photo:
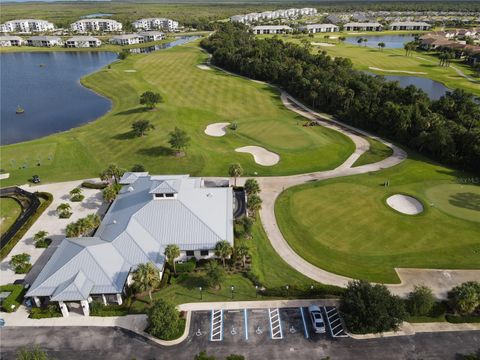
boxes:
[165,193,174,198]
[200,250,209,256]
[186,250,194,257]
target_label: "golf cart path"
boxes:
[251,92,480,299]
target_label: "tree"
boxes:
[235,243,249,269]
[131,164,146,172]
[56,203,72,219]
[131,119,155,137]
[241,216,253,237]
[340,280,407,334]
[168,127,191,154]
[247,194,262,217]
[204,260,225,289]
[214,240,232,267]
[378,42,385,51]
[194,352,216,360]
[17,346,51,360]
[85,213,101,230]
[338,36,346,43]
[103,185,118,202]
[33,231,50,248]
[10,253,31,274]
[140,91,162,110]
[228,163,243,187]
[357,38,363,46]
[363,38,368,47]
[407,285,435,316]
[117,49,129,60]
[147,299,181,339]
[65,222,81,238]
[69,187,84,202]
[100,164,125,184]
[448,281,480,315]
[164,244,181,275]
[226,355,245,360]
[132,262,161,302]
[244,178,260,196]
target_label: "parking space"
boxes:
[246,308,272,345]
[222,309,247,343]
[323,306,348,338]
[279,307,309,340]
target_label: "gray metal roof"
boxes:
[27,174,233,301]
[66,36,100,42]
[27,36,61,41]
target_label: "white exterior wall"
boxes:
[27,38,62,47]
[71,19,122,33]
[132,18,178,32]
[0,19,54,33]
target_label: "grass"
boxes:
[265,32,480,97]
[352,137,393,167]
[275,154,480,283]
[0,40,354,187]
[0,198,22,236]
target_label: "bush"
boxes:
[29,305,62,319]
[81,181,108,190]
[70,194,84,202]
[446,314,480,323]
[35,238,52,248]
[160,268,171,288]
[0,192,53,260]
[261,283,344,298]
[0,284,25,312]
[340,280,407,334]
[448,281,480,315]
[176,258,196,274]
[90,301,129,317]
[131,164,146,172]
[407,285,435,316]
[146,299,181,340]
[10,253,31,274]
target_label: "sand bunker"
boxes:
[204,122,230,137]
[124,70,137,73]
[369,67,427,75]
[235,146,280,166]
[197,64,212,70]
[311,42,335,47]
[386,194,424,215]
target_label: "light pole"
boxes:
[231,285,235,299]
[255,285,258,298]
[199,286,203,300]
[286,284,289,297]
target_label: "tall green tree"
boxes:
[147,299,181,339]
[164,244,181,275]
[244,178,260,196]
[132,262,161,302]
[214,240,232,267]
[235,243,249,269]
[247,194,262,217]
[378,42,385,51]
[204,260,225,289]
[131,119,155,137]
[140,91,162,109]
[100,164,125,184]
[168,127,191,154]
[407,285,435,316]
[228,163,243,187]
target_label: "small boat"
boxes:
[39,64,46,67]
[16,105,25,114]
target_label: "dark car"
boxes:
[31,175,40,184]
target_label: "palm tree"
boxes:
[378,42,385,51]
[235,243,249,269]
[100,164,124,184]
[33,231,48,246]
[132,262,161,302]
[244,178,260,196]
[85,214,101,230]
[164,244,180,274]
[247,194,263,217]
[357,38,363,47]
[228,163,243,187]
[65,222,81,238]
[56,203,72,218]
[363,38,368,47]
[103,185,118,202]
[215,240,232,268]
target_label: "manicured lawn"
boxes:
[266,32,479,97]
[0,198,22,236]
[275,155,480,283]
[352,137,393,167]
[0,41,354,187]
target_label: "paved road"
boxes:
[1,325,478,360]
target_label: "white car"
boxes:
[308,305,326,334]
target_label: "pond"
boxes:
[345,34,416,48]
[129,35,201,54]
[379,75,450,100]
[81,13,114,19]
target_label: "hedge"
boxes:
[0,192,53,260]
[90,301,129,317]
[260,283,345,299]
[81,181,108,190]
[446,314,480,323]
[0,284,25,312]
[29,305,62,319]
[176,258,196,273]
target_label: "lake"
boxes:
[81,13,114,19]
[379,75,450,100]
[129,35,201,53]
[345,34,415,48]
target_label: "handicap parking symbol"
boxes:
[256,326,263,335]
[196,329,203,337]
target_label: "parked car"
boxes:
[31,175,40,184]
[308,305,326,333]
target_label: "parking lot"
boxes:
[189,305,348,347]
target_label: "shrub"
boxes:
[176,258,196,274]
[160,268,171,288]
[56,203,72,219]
[195,351,216,360]
[34,238,52,248]
[146,299,181,340]
[16,346,52,360]
[0,284,25,312]
[10,253,31,274]
[69,188,84,202]
[29,304,62,319]
[131,164,146,172]
[446,314,480,323]
[407,285,435,316]
[81,181,108,190]
[448,281,480,315]
[340,280,407,334]
[261,283,344,298]
[90,301,129,317]
[0,192,52,260]
[204,260,225,289]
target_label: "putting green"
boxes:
[0,197,22,236]
[425,183,480,223]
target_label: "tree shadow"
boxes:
[112,131,136,140]
[137,146,175,157]
[449,192,480,211]
[115,107,147,116]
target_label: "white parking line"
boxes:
[210,309,223,341]
[300,307,309,339]
[268,308,283,340]
[244,309,249,341]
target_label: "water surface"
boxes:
[345,34,416,48]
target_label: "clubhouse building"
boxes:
[26,174,234,317]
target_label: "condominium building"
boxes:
[132,18,179,32]
[65,36,102,48]
[344,22,383,31]
[299,24,339,33]
[70,19,122,33]
[109,34,144,45]
[137,31,165,42]
[0,19,55,33]
[26,36,62,47]
[252,25,293,35]
[0,35,24,47]
[389,21,431,31]
[231,7,317,24]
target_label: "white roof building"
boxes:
[230,7,317,24]
[132,18,179,32]
[26,174,234,316]
[389,21,431,31]
[252,25,293,35]
[65,36,102,48]
[0,35,24,47]
[344,22,383,31]
[137,31,165,42]
[109,34,144,45]
[26,36,62,47]
[0,19,55,33]
[299,24,339,33]
[70,19,122,33]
